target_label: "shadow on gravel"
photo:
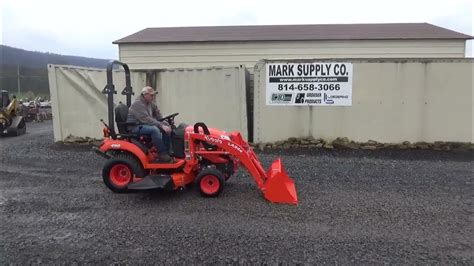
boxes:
[261,148,474,162]
[130,189,198,204]
[50,142,98,152]
[123,186,188,197]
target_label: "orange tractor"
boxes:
[93,61,298,205]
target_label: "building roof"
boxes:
[113,23,473,44]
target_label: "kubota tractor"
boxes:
[93,61,298,205]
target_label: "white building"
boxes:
[114,23,472,70]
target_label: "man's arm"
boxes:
[152,103,170,126]
[151,103,172,134]
[152,103,163,120]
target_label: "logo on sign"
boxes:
[295,93,305,104]
[323,93,334,104]
[271,93,292,103]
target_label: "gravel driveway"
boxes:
[1,121,472,264]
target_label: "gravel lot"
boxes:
[1,121,472,264]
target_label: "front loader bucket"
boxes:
[263,158,298,205]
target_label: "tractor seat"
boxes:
[114,103,151,142]
[114,103,151,154]
[115,102,136,136]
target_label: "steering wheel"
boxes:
[158,113,179,126]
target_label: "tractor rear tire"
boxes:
[196,168,225,197]
[102,153,146,193]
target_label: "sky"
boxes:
[1,0,472,59]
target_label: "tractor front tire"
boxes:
[102,153,145,193]
[196,168,225,197]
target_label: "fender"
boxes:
[99,139,148,165]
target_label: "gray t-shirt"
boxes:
[126,95,163,129]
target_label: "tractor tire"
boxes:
[4,118,26,137]
[102,153,146,193]
[196,168,225,197]
[13,119,26,136]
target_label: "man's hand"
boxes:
[161,125,172,135]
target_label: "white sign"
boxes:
[266,62,353,106]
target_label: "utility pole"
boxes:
[17,64,21,96]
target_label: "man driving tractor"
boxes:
[95,60,297,204]
[126,86,173,163]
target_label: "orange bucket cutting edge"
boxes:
[263,158,298,205]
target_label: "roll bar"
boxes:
[102,60,134,138]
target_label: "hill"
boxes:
[0,45,111,97]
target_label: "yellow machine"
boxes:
[0,90,26,136]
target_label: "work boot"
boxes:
[153,153,173,163]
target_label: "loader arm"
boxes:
[189,132,298,205]
[2,97,20,116]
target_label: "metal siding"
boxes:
[48,65,248,141]
[118,40,465,70]
[253,59,473,143]
[48,65,147,141]
[156,66,248,139]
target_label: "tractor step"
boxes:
[128,174,174,190]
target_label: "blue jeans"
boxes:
[133,125,170,155]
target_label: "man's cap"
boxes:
[141,86,158,95]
